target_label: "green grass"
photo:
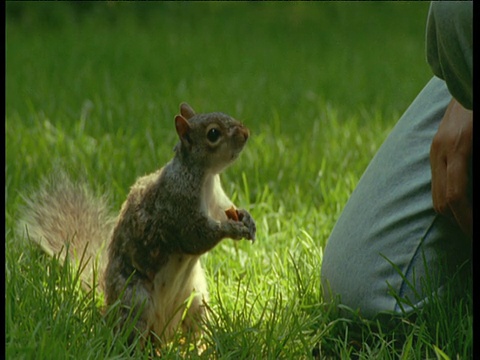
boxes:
[6,2,472,359]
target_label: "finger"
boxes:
[430,146,450,216]
[446,156,473,238]
[453,203,472,238]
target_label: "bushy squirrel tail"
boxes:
[18,173,116,293]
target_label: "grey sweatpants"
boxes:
[321,76,471,318]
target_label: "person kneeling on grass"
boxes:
[321,1,472,319]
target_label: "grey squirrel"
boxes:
[19,102,256,345]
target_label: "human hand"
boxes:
[430,98,473,238]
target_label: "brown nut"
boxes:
[225,206,239,221]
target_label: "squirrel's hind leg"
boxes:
[108,275,155,347]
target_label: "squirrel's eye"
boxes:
[207,127,221,143]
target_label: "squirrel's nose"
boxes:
[238,126,250,141]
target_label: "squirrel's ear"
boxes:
[180,102,196,120]
[175,115,192,145]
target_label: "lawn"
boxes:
[5,2,472,359]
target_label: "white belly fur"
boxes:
[151,254,209,341]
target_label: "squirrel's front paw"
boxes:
[236,209,256,242]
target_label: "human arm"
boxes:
[426,1,473,238]
[426,1,472,110]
